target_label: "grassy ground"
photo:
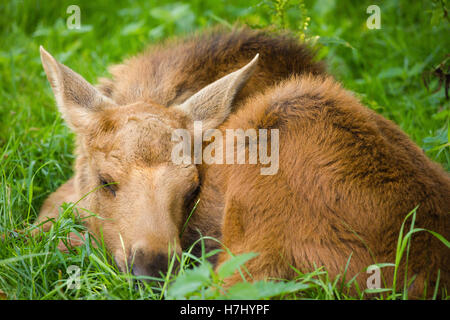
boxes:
[0,0,449,300]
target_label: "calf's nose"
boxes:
[129,250,172,279]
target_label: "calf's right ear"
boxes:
[175,54,259,131]
[40,46,116,130]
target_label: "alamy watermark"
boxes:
[171,121,279,175]
[66,265,81,290]
[67,5,81,30]
[367,5,381,29]
[366,265,381,289]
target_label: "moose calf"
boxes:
[35,28,449,297]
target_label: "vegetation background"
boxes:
[0,0,449,299]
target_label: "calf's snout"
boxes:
[129,250,177,280]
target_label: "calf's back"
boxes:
[196,75,450,297]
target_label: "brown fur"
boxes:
[206,75,450,296]
[96,27,325,106]
[36,27,449,298]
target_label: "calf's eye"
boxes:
[99,175,117,197]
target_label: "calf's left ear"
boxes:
[40,46,116,131]
[175,54,259,130]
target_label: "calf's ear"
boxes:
[40,46,116,130]
[175,54,259,130]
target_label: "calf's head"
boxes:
[40,47,258,278]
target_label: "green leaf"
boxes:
[121,21,145,36]
[0,253,50,265]
[223,280,310,299]
[430,9,442,26]
[378,67,405,79]
[426,230,450,248]
[318,36,355,50]
[223,282,260,299]
[407,62,424,77]
[253,281,310,298]
[166,262,212,299]
[217,252,259,279]
[364,288,393,294]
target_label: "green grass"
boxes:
[0,0,449,300]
